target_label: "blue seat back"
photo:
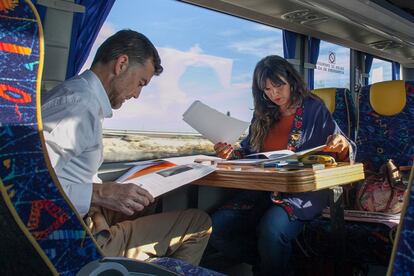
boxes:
[0,1,102,275]
[355,80,414,170]
[312,87,356,140]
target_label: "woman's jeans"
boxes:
[210,191,304,275]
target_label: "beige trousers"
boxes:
[86,207,212,265]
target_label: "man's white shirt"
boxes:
[42,70,112,217]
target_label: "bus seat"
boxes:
[0,2,222,275]
[296,82,414,270]
[312,87,356,140]
[355,80,414,170]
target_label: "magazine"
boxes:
[214,145,327,167]
[245,144,326,160]
[117,155,217,198]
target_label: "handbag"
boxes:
[356,159,406,214]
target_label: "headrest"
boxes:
[370,80,406,116]
[311,88,336,113]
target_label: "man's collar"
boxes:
[82,70,113,118]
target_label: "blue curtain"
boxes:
[364,54,374,85]
[33,1,46,22]
[283,30,297,59]
[392,61,401,80]
[66,0,115,79]
[307,37,320,90]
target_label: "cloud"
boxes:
[154,47,233,108]
[189,44,203,54]
[80,26,253,132]
[251,24,280,32]
[229,37,283,57]
[79,23,116,73]
[103,46,255,131]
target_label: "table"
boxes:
[192,162,365,274]
[192,162,364,192]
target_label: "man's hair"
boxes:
[92,29,163,75]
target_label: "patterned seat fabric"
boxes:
[298,218,394,266]
[355,80,414,273]
[333,88,356,140]
[302,82,414,272]
[0,1,220,275]
[150,258,226,276]
[355,81,414,170]
[312,88,356,140]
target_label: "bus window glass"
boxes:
[82,0,283,161]
[368,58,392,84]
[314,40,350,89]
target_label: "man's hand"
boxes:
[92,182,154,216]
[214,142,234,159]
[324,134,349,153]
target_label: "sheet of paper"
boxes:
[122,163,216,198]
[117,155,217,197]
[183,100,249,144]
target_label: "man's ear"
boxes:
[114,54,129,76]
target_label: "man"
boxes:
[42,30,211,265]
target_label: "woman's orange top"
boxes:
[262,114,295,152]
[261,114,349,161]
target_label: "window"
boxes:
[368,58,392,84]
[82,0,283,161]
[314,40,350,89]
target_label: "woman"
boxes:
[210,55,354,275]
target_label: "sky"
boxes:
[81,0,392,132]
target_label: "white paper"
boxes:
[183,100,249,144]
[246,149,295,159]
[117,155,216,198]
[245,145,326,160]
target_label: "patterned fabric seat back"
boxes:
[355,80,414,170]
[0,2,222,276]
[312,87,356,140]
[0,2,102,275]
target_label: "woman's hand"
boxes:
[214,142,234,159]
[324,134,349,153]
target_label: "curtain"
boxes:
[364,54,374,85]
[307,37,320,90]
[392,61,401,80]
[283,30,297,59]
[34,1,46,22]
[66,0,115,79]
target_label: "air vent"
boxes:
[369,40,404,50]
[281,9,329,25]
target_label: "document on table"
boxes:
[183,100,250,144]
[117,155,217,198]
